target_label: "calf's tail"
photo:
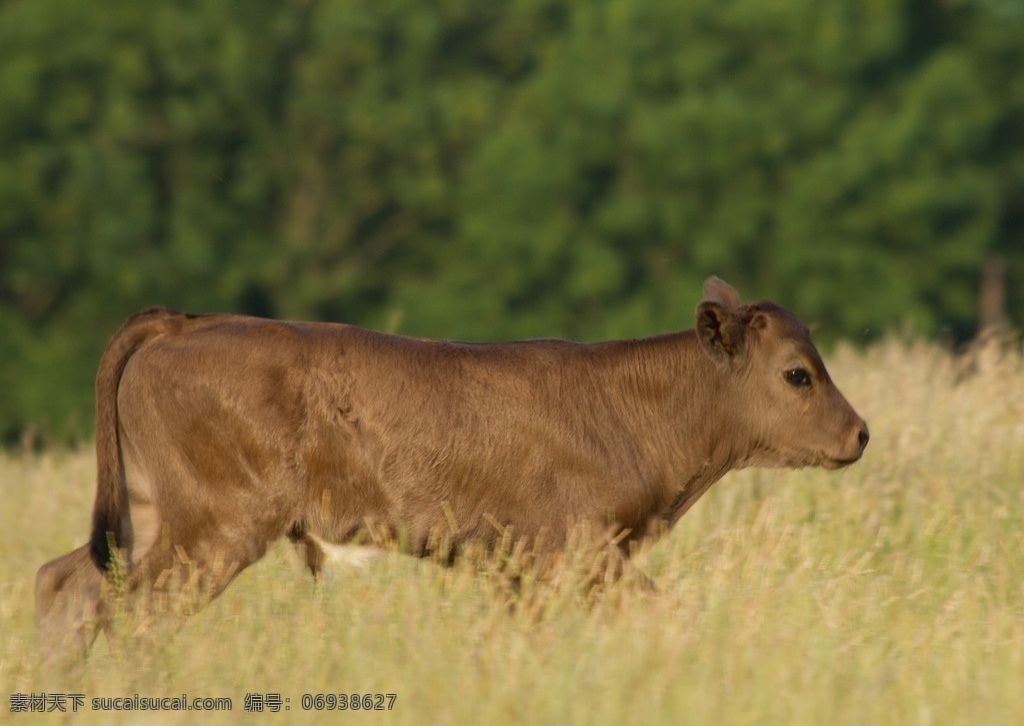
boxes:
[89,307,182,571]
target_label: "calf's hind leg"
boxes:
[118,524,274,617]
[35,544,110,666]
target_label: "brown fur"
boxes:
[36,277,868,656]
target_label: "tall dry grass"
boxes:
[1,336,1022,724]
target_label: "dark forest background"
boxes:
[2,0,1022,444]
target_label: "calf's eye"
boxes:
[784,368,812,388]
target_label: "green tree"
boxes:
[1,0,1022,443]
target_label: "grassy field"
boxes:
[2,336,1022,724]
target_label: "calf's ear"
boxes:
[696,277,747,369]
[702,276,741,308]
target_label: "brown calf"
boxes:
[36,277,868,657]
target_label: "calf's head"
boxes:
[696,277,869,469]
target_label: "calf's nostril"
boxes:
[857,427,870,452]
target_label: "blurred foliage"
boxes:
[1,0,1022,443]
